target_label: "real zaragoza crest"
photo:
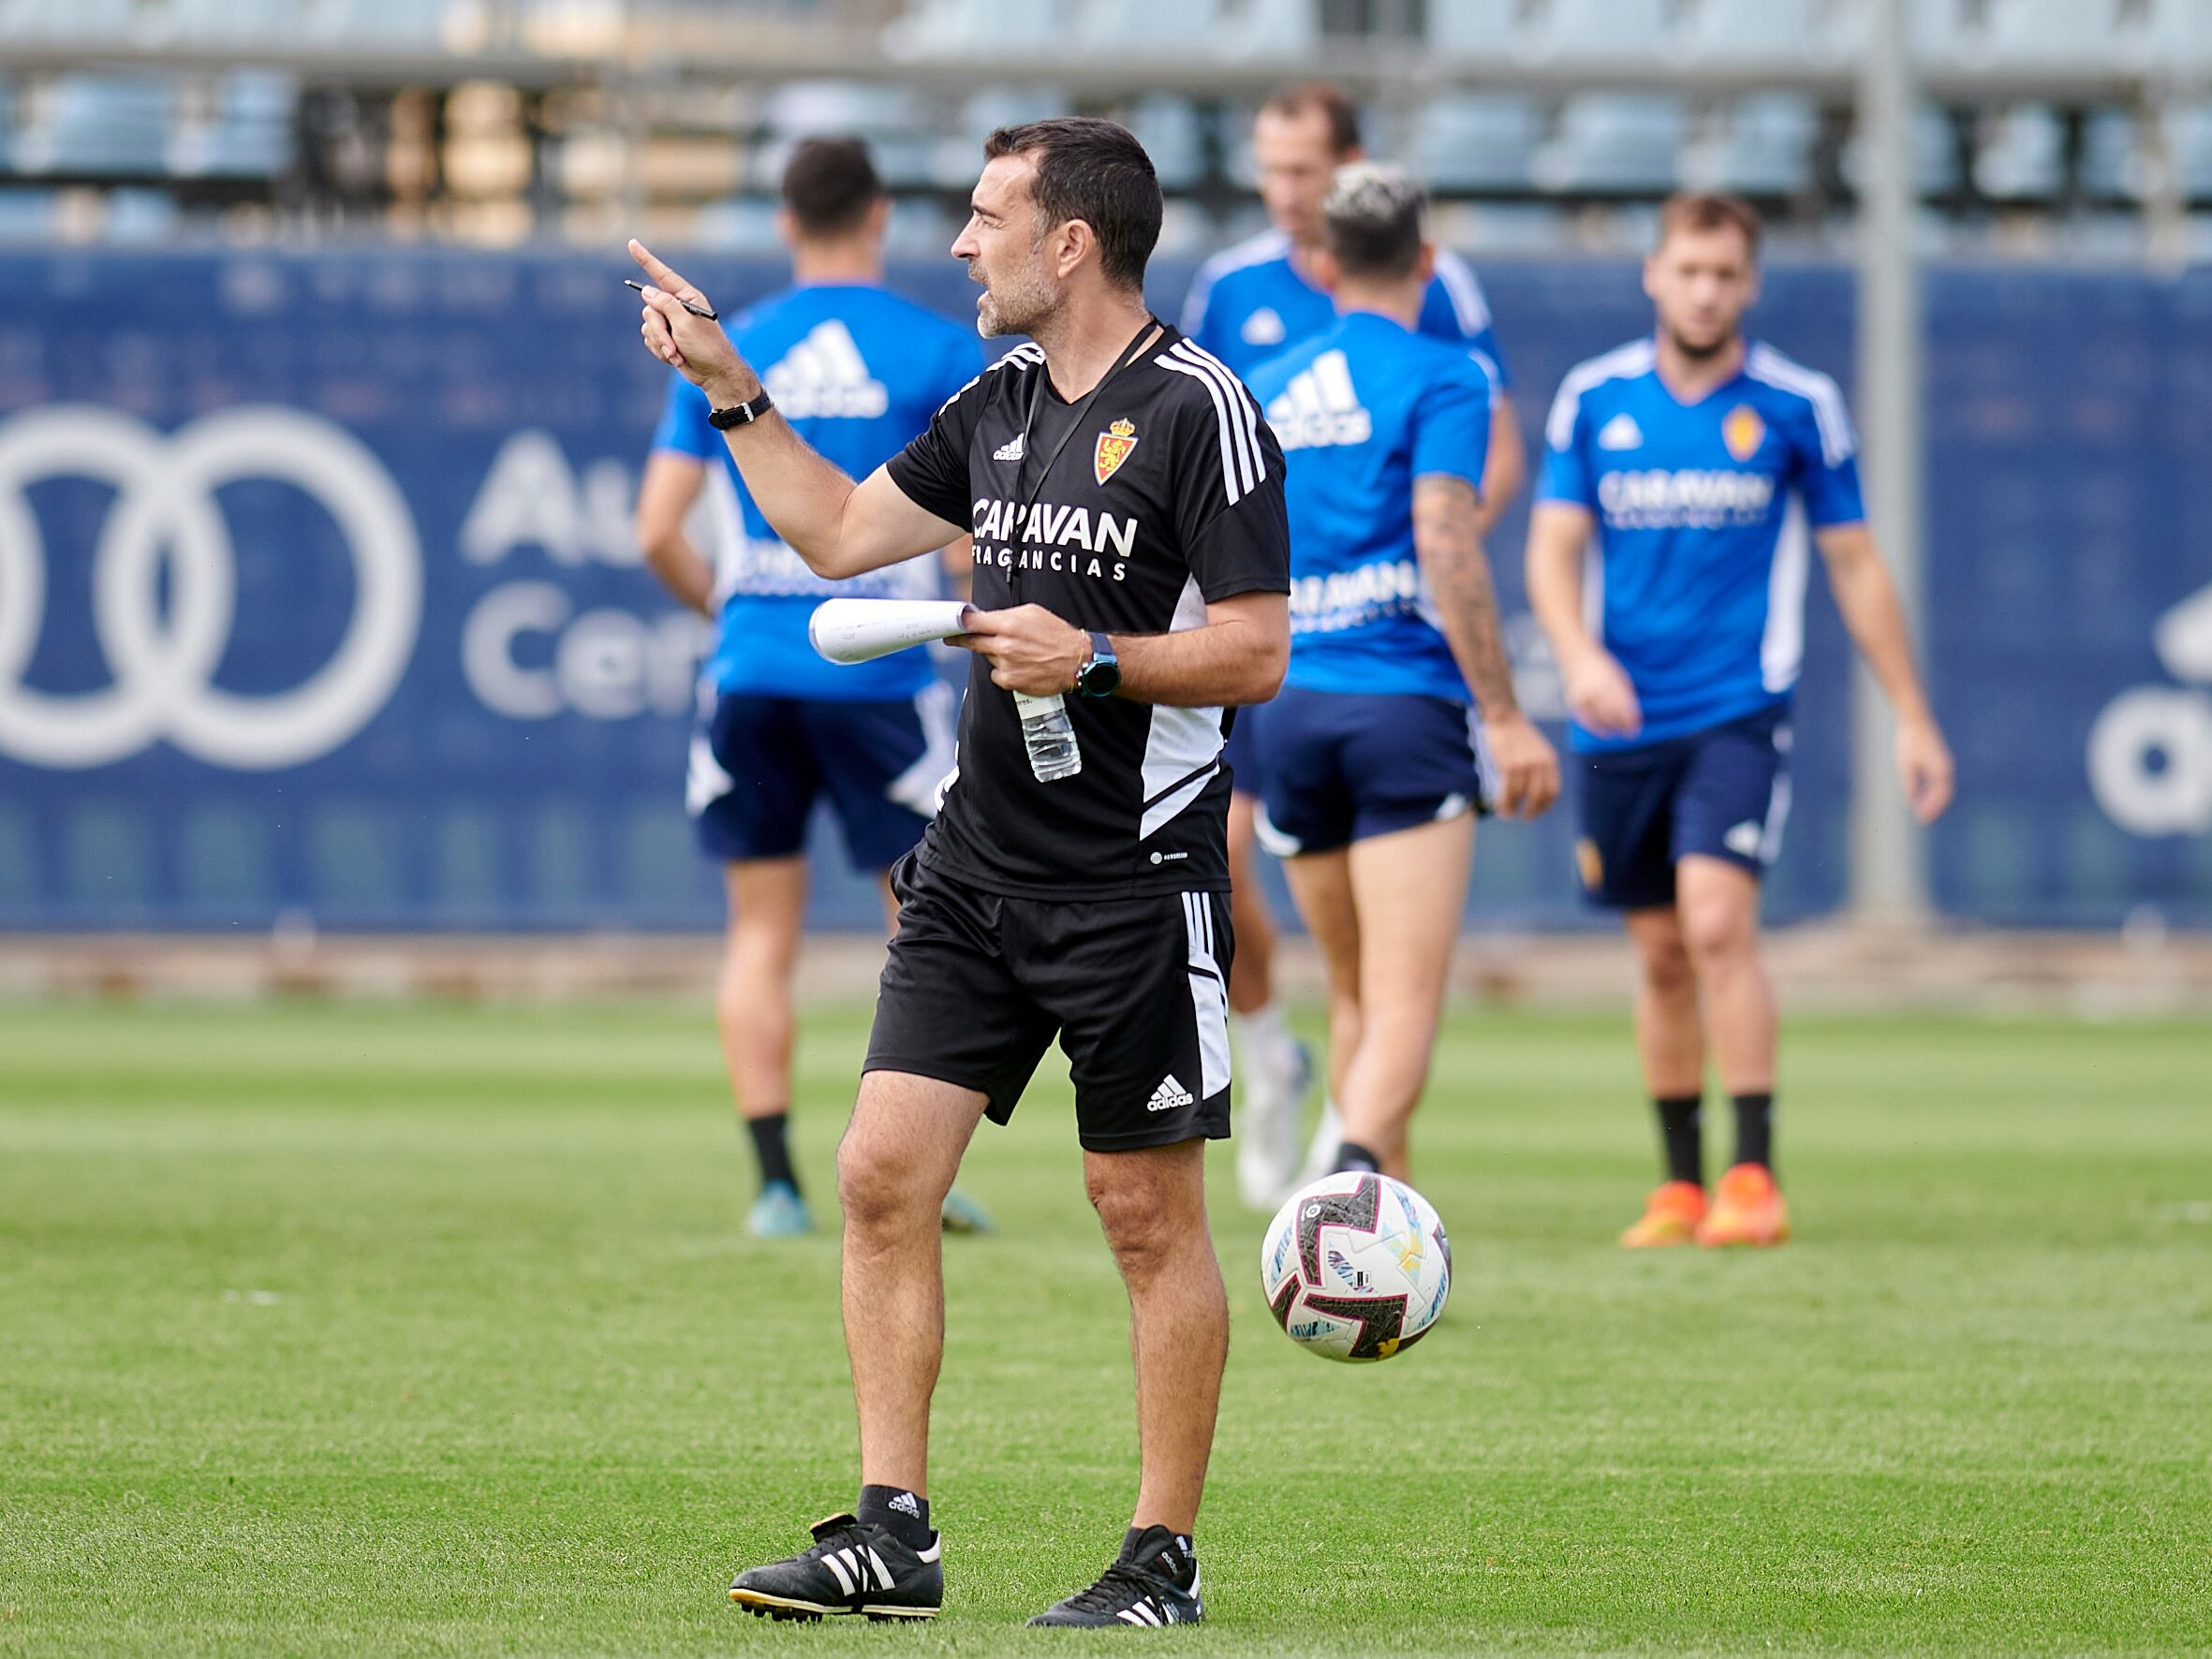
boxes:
[1722,404,1765,462]
[1094,418,1139,486]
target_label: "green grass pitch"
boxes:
[4,998,2210,1655]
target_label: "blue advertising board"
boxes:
[0,248,2201,931]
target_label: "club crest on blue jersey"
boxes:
[1723,404,1766,462]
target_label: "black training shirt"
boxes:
[885,325,1290,899]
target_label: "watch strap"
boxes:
[708,389,775,429]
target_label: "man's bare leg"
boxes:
[1281,846,1363,1108]
[836,1069,988,1496]
[1335,815,1475,1180]
[1676,856,1779,1188]
[1228,792,1308,1206]
[1084,1138,1226,1535]
[1674,857,1774,1098]
[1626,905,1703,1099]
[718,858,808,1121]
[1615,904,1712,1243]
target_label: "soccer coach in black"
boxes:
[631,117,1289,1629]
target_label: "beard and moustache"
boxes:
[970,251,1058,340]
[1663,321,1738,362]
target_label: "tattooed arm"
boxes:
[1411,475,1560,819]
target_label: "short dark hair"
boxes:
[1658,191,1762,261]
[1260,81,1362,156]
[981,118,1162,291]
[781,138,883,238]
[1322,161,1425,281]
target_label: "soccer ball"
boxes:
[1260,1171,1451,1362]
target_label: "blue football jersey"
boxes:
[1246,310,1496,702]
[1537,338,1867,753]
[652,283,983,701]
[1181,228,1510,390]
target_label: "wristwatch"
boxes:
[707,389,775,429]
[1074,630,1121,697]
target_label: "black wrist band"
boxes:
[708,389,774,429]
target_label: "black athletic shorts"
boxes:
[864,851,1234,1152]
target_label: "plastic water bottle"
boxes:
[1013,692,1083,782]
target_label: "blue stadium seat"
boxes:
[760,81,932,190]
[929,85,1067,189]
[2166,100,2212,203]
[694,195,781,252]
[1841,106,1963,198]
[1682,95,1821,198]
[2078,109,2146,202]
[168,70,297,179]
[883,197,960,258]
[1972,104,2066,203]
[1530,94,1686,196]
[1123,95,1206,193]
[1407,94,1541,195]
[106,186,183,242]
[9,75,173,176]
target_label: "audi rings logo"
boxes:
[0,404,422,770]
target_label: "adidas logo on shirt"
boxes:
[762,319,890,420]
[1147,1074,1196,1112]
[1597,412,1644,450]
[1265,350,1373,451]
[1242,306,1287,347]
[993,431,1025,462]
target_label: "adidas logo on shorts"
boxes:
[1265,349,1373,451]
[763,320,891,420]
[1147,1074,1196,1112]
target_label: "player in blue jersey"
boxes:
[1526,193,1954,1249]
[1246,164,1559,1188]
[1185,83,1529,1206]
[634,139,989,1239]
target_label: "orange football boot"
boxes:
[1619,1180,1707,1248]
[1695,1163,1791,1247]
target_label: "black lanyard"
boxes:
[1008,317,1160,598]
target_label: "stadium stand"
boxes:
[2,0,2210,250]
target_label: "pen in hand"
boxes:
[624,278,717,321]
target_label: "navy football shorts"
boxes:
[1246,685,1493,858]
[1574,705,1792,911]
[1222,710,1266,800]
[686,683,953,869]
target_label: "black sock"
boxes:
[1334,1141,1381,1174]
[857,1484,931,1549]
[1732,1092,1774,1172]
[1123,1525,1196,1587]
[745,1111,797,1192]
[1654,1094,1703,1186]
